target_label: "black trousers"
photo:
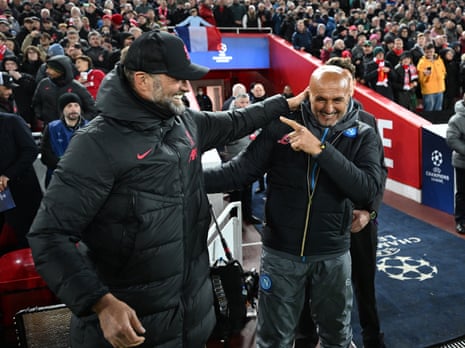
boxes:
[455,167,465,224]
[295,222,384,348]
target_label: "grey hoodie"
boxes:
[446,99,465,169]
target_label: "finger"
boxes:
[121,315,145,346]
[129,315,146,335]
[279,116,303,131]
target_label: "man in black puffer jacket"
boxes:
[31,54,97,125]
[28,30,304,348]
[205,65,384,348]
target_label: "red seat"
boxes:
[0,248,58,344]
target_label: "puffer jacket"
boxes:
[28,66,291,347]
[205,99,383,257]
[31,55,98,124]
[446,99,465,169]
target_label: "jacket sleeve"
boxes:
[28,131,113,316]
[447,115,465,155]
[40,125,59,169]
[31,81,43,121]
[204,120,277,193]
[317,126,384,207]
[196,94,289,152]
[3,115,38,180]
[78,87,99,120]
[355,116,388,212]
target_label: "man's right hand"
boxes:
[93,293,146,348]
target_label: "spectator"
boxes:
[169,1,189,26]
[195,86,213,111]
[20,45,43,77]
[364,46,395,100]
[256,2,272,28]
[344,25,358,50]
[292,19,312,54]
[222,82,246,111]
[0,112,42,253]
[27,30,303,348]
[282,84,294,98]
[74,54,105,100]
[32,54,97,125]
[84,30,111,73]
[230,0,246,27]
[279,10,296,43]
[64,41,84,62]
[385,37,404,68]
[393,51,419,111]
[198,0,216,26]
[41,92,89,187]
[2,56,37,129]
[330,38,346,59]
[446,95,465,234]
[35,42,64,83]
[213,0,234,28]
[271,6,285,35]
[242,5,261,29]
[0,71,18,115]
[399,23,414,50]
[417,43,447,112]
[310,23,326,58]
[156,0,171,27]
[351,32,367,80]
[441,47,461,111]
[410,32,427,66]
[320,37,333,63]
[135,0,154,15]
[176,7,213,27]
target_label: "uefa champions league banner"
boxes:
[187,36,270,70]
[421,125,454,214]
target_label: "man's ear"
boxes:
[133,72,151,92]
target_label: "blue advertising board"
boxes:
[421,125,454,214]
[188,37,270,70]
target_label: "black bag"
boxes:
[210,258,247,340]
[209,205,248,341]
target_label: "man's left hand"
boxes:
[286,87,308,110]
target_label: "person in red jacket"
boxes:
[199,0,216,26]
[74,54,105,100]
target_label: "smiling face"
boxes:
[145,73,189,114]
[308,66,351,127]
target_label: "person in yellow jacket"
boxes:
[417,42,447,111]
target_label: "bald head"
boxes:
[308,66,352,127]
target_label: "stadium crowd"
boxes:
[0,0,461,131]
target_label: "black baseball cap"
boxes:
[123,30,209,80]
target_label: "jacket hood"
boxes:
[96,65,175,124]
[47,55,74,85]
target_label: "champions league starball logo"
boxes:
[213,43,232,63]
[431,150,443,167]
[377,234,438,281]
[425,149,449,184]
